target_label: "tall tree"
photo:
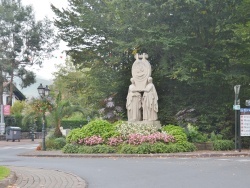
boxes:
[0,0,59,105]
[52,0,250,136]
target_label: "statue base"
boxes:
[127,120,161,129]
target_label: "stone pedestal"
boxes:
[127,120,161,129]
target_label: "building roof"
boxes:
[3,82,26,101]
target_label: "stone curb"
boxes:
[0,171,17,188]
[18,151,250,158]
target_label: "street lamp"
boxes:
[37,83,50,151]
[234,85,241,151]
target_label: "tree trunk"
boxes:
[8,62,15,106]
[0,68,3,105]
[54,119,62,137]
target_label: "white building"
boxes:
[3,82,26,105]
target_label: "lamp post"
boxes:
[37,83,50,151]
[234,85,241,151]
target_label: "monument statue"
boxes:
[132,53,151,91]
[126,78,142,121]
[142,77,158,121]
[126,53,159,124]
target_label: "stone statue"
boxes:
[126,78,142,121]
[142,77,158,121]
[132,53,151,91]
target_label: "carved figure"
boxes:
[132,53,151,90]
[142,77,158,121]
[126,78,142,121]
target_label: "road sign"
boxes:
[240,108,250,136]
[233,105,240,110]
[0,123,5,135]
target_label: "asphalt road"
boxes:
[1,140,250,188]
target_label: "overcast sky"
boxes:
[21,0,69,80]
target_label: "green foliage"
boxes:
[46,137,66,150]
[79,145,116,154]
[47,91,84,137]
[61,119,88,129]
[117,144,138,154]
[62,144,116,154]
[210,132,223,141]
[11,101,26,115]
[118,142,196,154]
[162,124,188,142]
[62,143,79,153]
[66,128,85,143]
[66,119,119,144]
[212,140,234,151]
[51,0,250,139]
[186,124,208,143]
[0,0,58,106]
[82,119,117,139]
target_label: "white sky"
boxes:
[22,0,69,80]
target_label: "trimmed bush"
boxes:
[212,140,234,151]
[62,143,79,153]
[62,144,116,154]
[66,128,86,143]
[162,125,188,142]
[82,119,117,139]
[185,124,208,143]
[66,119,119,144]
[45,137,66,150]
[61,119,88,129]
[118,142,196,154]
[54,137,67,149]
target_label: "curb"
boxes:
[18,151,250,158]
[0,170,17,188]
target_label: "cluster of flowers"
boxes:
[127,132,175,145]
[78,136,104,146]
[77,131,175,147]
[107,137,124,146]
[117,122,158,137]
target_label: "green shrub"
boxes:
[186,124,208,143]
[63,144,116,154]
[45,139,56,150]
[118,142,196,154]
[210,131,223,141]
[175,141,197,152]
[54,137,66,149]
[137,143,152,154]
[119,144,138,154]
[66,128,86,143]
[212,140,234,151]
[82,119,117,139]
[61,119,88,129]
[91,145,116,153]
[62,143,79,153]
[45,137,66,150]
[162,124,188,142]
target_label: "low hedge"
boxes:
[61,120,88,129]
[212,140,234,151]
[62,141,196,154]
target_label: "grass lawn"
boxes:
[0,166,10,180]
